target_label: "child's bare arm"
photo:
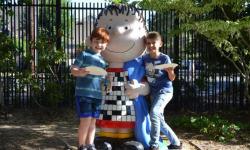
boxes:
[165,67,176,81]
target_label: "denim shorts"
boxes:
[75,96,102,118]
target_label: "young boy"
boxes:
[71,27,110,150]
[142,31,182,150]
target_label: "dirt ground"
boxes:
[0,109,249,150]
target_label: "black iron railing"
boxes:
[0,1,247,111]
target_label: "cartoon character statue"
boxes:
[95,4,165,149]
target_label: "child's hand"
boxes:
[101,75,112,94]
[71,66,89,77]
[106,75,113,93]
[78,68,89,77]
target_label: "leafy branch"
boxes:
[139,0,250,101]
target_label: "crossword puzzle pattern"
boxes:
[99,70,136,124]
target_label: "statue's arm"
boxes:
[125,79,150,99]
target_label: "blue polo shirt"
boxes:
[73,49,107,99]
[142,53,173,94]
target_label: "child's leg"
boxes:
[160,117,180,146]
[79,117,92,146]
[76,96,96,147]
[86,118,96,144]
[159,93,180,146]
[85,98,101,146]
[149,91,171,148]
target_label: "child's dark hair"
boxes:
[145,31,163,42]
[90,27,110,43]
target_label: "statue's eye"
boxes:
[125,26,128,30]
[108,26,112,30]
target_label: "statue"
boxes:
[95,4,166,149]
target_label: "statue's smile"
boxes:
[106,42,135,53]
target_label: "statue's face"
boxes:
[96,11,146,63]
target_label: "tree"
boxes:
[0,32,17,72]
[139,0,250,101]
[106,0,130,4]
[28,0,73,108]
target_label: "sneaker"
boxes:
[103,142,112,150]
[167,142,182,150]
[149,146,159,150]
[87,144,97,150]
[78,145,88,150]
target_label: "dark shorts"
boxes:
[75,96,102,118]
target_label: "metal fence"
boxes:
[0,1,248,111]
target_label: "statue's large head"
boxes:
[95,4,147,64]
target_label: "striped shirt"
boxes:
[73,49,107,99]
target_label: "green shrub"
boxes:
[170,114,241,142]
[0,32,17,71]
